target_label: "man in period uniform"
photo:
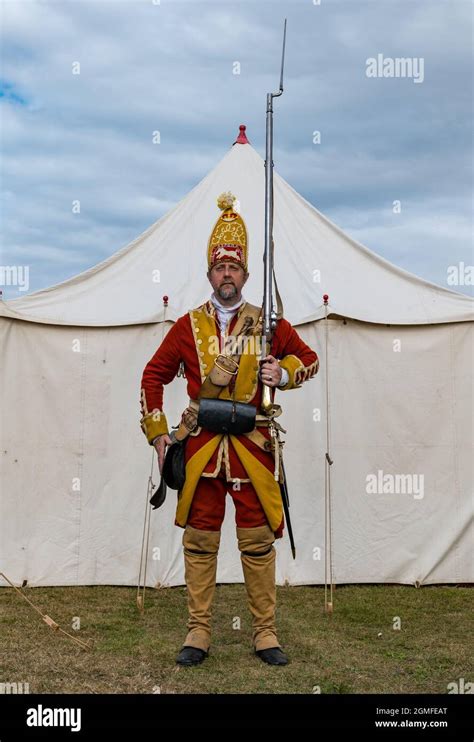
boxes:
[140,192,319,667]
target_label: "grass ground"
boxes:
[1,584,472,694]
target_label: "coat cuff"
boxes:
[140,410,169,444]
[279,354,319,389]
[277,355,302,390]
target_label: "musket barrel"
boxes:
[261,20,287,413]
[264,92,274,346]
[263,20,287,347]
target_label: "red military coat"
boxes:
[140,298,319,530]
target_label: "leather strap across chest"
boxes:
[198,303,262,400]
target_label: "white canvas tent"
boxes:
[1,128,473,588]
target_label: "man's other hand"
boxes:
[153,434,173,473]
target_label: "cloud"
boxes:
[1,0,472,299]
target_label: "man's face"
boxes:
[208,261,248,301]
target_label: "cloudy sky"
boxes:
[1,0,472,300]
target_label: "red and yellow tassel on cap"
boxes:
[207,192,248,271]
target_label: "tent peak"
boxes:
[233,124,250,145]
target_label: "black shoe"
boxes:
[176,646,208,666]
[255,647,289,665]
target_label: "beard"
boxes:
[217,282,238,301]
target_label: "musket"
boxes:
[261,19,287,414]
[260,20,296,559]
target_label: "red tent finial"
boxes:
[234,124,250,145]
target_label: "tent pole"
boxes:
[136,297,169,612]
[323,294,335,613]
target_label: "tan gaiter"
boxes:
[237,524,281,652]
[182,525,221,652]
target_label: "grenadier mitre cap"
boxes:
[207,192,248,271]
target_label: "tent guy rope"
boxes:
[0,572,92,650]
